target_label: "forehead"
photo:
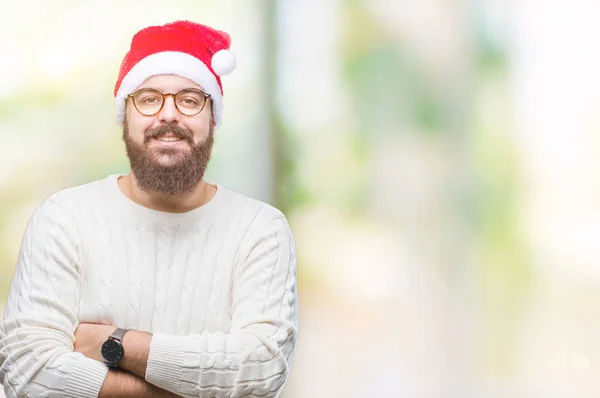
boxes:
[136,75,203,92]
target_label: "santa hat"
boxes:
[114,20,236,128]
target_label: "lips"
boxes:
[155,135,183,142]
[148,134,188,147]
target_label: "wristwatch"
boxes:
[101,328,128,367]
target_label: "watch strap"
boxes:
[110,328,128,342]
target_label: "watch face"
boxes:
[101,339,124,364]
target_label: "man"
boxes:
[0,20,298,398]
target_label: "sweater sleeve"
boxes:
[145,210,299,398]
[0,198,109,398]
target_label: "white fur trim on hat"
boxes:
[115,51,224,128]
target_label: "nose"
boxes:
[158,94,180,124]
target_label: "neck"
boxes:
[118,173,216,213]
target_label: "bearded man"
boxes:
[0,20,298,398]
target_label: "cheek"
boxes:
[189,118,212,142]
[127,116,152,139]
[127,105,151,128]
[125,125,147,145]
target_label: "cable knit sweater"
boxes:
[0,174,299,398]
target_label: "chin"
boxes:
[154,155,186,167]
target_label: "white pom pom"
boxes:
[211,49,236,76]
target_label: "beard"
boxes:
[122,120,215,196]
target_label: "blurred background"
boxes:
[1,0,600,396]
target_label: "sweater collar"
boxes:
[107,174,226,223]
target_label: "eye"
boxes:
[179,97,200,106]
[142,96,161,104]
[134,89,163,106]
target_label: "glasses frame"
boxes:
[127,88,211,117]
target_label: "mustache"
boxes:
[144,124,192,143]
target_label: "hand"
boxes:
[74,323,117,362]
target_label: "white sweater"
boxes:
[0,174,299,398]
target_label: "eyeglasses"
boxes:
[127,88,211,117]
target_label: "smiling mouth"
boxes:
[156,136,183,142]
[150,135,188,146]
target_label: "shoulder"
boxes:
[38,175,116,216]
[216,186,295,255]
[48,176,113,205]
[217,184,289,228]
[19,178,112,249]
[20,176,116,238]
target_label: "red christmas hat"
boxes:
[114,20,236,128]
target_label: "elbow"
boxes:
[235,354,292,398]
[236,333,297,398]
[191,354,292,398]
[0,348,61,398]
[0,357,34,398]
[0,331,75,398]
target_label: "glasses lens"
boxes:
[175,89,206,116]
[133,89,164,115]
